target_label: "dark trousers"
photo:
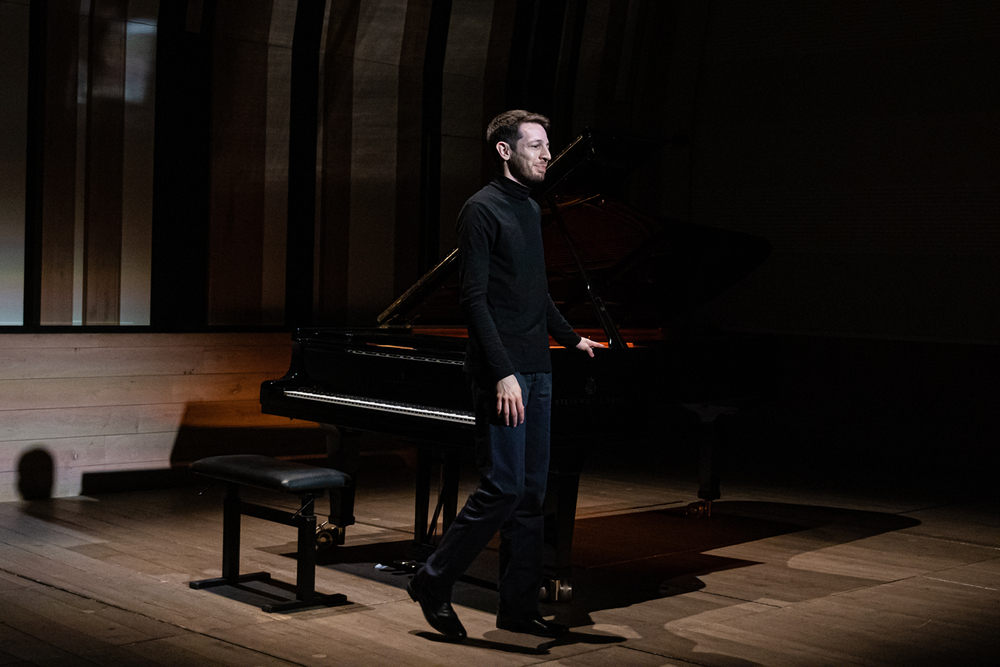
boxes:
[419,371,553,617]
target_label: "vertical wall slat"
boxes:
[119,7,159,326]
[83,0,128,325]
[261,0,297,325]
[284,0,327,327]
[39,3,81,325]
[316,0,359,325]
[0,1,30,326]
[72,12,88,325]
[207,0,273,325]
[345,0,406,322]
[437,0,500,257]
[149,0,212,330]
[589,0,629,131]
[393,0,434,292]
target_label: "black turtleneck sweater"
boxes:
[456,176,581,384]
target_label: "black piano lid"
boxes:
[377,128,771,336]
[376,128,656,327]
[535,127,661,200]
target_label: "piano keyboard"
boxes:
[283,389,476,425]
[347,348,465,365]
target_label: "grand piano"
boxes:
[260,129,778,600]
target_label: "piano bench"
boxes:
[188,454,353,613]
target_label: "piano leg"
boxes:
[413,448,461,547]
[414,448,433,548]
[683,404,738,518]
[320,425,357,539]
[442,454,460,532]
[323,424,359,476]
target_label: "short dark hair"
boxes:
[486,110,550,148]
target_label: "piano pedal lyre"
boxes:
[686,499,712,519]
[540,578,572,603]
[316,522,346,551]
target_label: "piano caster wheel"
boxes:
[316,525,345,551]
[686,500,712,518]
[540,579,572,603]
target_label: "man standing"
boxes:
[407,110,604,640]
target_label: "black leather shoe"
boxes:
[406,578,467,640]
[496,614,569,638]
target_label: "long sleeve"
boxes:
[457,199,516,383]
[546,297,581,350]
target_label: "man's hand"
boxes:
[496,374,524,427]
[575,337,605,357]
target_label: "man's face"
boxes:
[501,122,551,186]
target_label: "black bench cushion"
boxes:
[192,455,351,493]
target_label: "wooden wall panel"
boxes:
[0,332,323,503]
[0,337,292,380]
[283,0,326,325]
[30,1,159,326]
[0,432,176,476]
[482,0,516,128]
[207,0,272,325]
[0,401,304,444]
[147,0,213,329]
[0,331,289,350]
[128,0,159,23]
[393,0,433,292]
[84,0,128,325]
[345,0,407,321]
[0,0,29,326]
[316,0,360,324]
[205,0,296,326]
[261,1,298,324]
[0,405,188,443]
[119,8,158,326]
[579,0,631,132]
[1,374,278,411]
[569,0,609,132]
[39,2,82,325]
[437,0,498,256]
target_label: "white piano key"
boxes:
[283,389,475,425]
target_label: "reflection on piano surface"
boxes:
[260,129,780,600]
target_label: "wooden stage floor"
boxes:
[1,446,998,667]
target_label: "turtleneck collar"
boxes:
[491,175,533,201]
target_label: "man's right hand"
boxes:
[496,374,525,427]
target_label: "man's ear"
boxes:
[495,141,511,161]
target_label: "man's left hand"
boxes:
[575,337,605,357]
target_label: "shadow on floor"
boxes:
[300,500,921,628]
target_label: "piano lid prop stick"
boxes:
[545,194,628,349]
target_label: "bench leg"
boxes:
[260,493,345,613]
[190,482,272,592]
[296,496,317,601]
[190,483,347,613]
[222,481,242,581]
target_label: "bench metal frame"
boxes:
[190,481,347,613]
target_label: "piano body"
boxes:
[260,129,778,600]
